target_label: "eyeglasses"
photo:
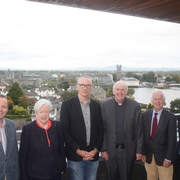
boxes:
[78,84,92,89]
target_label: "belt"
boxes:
[116,144,125,149]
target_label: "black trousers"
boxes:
[105,148,135,180]
[176,155,180,180]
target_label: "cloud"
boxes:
[0,0,180,70]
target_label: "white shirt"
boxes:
[0,120,6,154]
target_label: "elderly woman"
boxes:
[19,99,66,180]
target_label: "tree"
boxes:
[68,77,77,83]
[133,74,141,80]
[58,81,70,91]
[147,103,154,110]
[7,82,24,105]
[128,88,135,97]
[126,72,134,77]
[171,74,180,83]
[18,95,28,109]
[13,106,28,115]
[142,71,156,82]
[61,90,78,100]
[165,76,172,82]
[170,98,180,113]
[7,96,14,110]
[148,71,156,82]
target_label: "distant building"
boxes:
[0,87,9,96]
[91,86,106,102]
[97,75,114,85]
[121,77,139,87]
[23,89,39,103]
[116,65,122,80]
[35,86,55,97]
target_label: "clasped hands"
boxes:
[76,148,98,160]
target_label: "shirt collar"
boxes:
[78,96,90,105]
[0,119,6,128]
[153,108,163,116]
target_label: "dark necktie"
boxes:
[151,112,158,139]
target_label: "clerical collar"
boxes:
[115,98,126,106]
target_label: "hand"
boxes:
[101,151,108,161]
[163,160,171,167]
[141,155,146,163]
[76,149,94,160]
[83,148,98,160]
[136,153,143,161]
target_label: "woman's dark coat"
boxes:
[19,120,66,180]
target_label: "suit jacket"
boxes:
[177,115,180,156]
[19,120,66,180]
[60,96,104,161]
[101,97,143,161]
[0,118,19,180]
[175,115,180,169]
[142,109,177,166]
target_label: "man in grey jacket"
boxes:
[101,81,143,180]
[0,95,19,180]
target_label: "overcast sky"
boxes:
[1,0,180,71]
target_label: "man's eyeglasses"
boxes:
[78,84,92,88]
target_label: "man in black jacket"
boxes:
[61,75,104,180]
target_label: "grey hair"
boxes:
[34,99,53,113]
[151,90,166,101]
[113,81,128,91]
[77,75,92,85]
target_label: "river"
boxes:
[133,88,180,108]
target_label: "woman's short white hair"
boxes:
[34,99,53,113]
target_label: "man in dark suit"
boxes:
[60,75,104,180]
[141,90,176,180]
[101,81,143,180]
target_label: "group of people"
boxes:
[0,95,66,180]
[0,75,178,180]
